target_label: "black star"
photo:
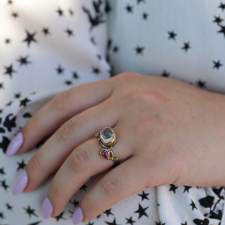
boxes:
[105,1,112,13]
[0,83,4,90]
[56,8,64,16]
[87,222,94,225]
[23,205,38,218]
[0,136,10,154]
[69,9,74,16]
[4,64,17,78]
[218,2,225,11]
[125,5,133,13]
[190,199,197,210]
[42,27,51,36]
[196,80,206,88]
[17,55,31,66]
[65,28,74,37]
[72,71,79,79]
[92,66,100,75]
[79,183,88,191]
[134,203,148,219]
[217,24,225,38]
[14,92,21,98]
[0,211,4,219]
[54,212,66,221]
[142,12,148,20]
[155,222,166,225]
[6,101,13,106]
[97,54,102,60]
[65,80,73,85]
[97,214,101,219]
[113,46,119,53]
[27,221,42,225]
[138,191,149,201]
[0,109,3,114]
[168,31,177,40]
[56,65,64,75]
[23,30,38,47]
[126,216,136,225]
[69,199,79,208]
[213,60,223,69]
[90,36,97,45]
[135,46,145,55]
[103,208,114,217]
[105,217,121,225]
[182,42,191,52]
[137,0,145,3]
[5,38,11,44]
[213,15,223,24]
[181,221,187,225]
[183,186,192,193]
[11,11,19,18]
[6,203,12,210]
[0,167,5,176]
[169,184,178,193]
[17,160,27,171]
[3,113,16,132]
[20,97,31,107]
[161,70,170,77]
[23,112,32,118]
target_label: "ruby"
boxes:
[101,150,108,159]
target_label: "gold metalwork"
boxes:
[96,127,117,147]
[99,149,119,163]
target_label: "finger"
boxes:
[20,97,120,194]
[74,155,149,223]
[44,127,132,218]
[6,76,117,156]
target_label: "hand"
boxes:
[7,72,225,223]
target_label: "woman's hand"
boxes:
[6,72,225,223]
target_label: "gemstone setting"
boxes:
[100,127,116,146]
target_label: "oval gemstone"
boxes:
[100,128,115,144]
[101,150,109,159]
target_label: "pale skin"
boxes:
[12,72,225,222]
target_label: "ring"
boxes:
[95,127,119,164]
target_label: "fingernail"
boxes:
[12,170,28,195]
[42,197,53,219]
[6,132,23,156]
[72,207,84,225]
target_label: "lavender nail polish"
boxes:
[12,170,28,195]
[42,197,53,219]
[6,132,23,156]
[72,207,84,225]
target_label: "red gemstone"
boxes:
[101,150,108,159]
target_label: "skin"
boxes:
[13,72,225,222]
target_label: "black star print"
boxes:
[125,5,133,13]
[17,55,31,66]
[182,42,191,52]
[105,217,121,225]
[126,216,136,225]
[5,38,11,44]
[0,83,4,90]
[4,64,17,78]
[0,211,4,219]
[103,208,114,217]
[190,199,197,210]
[213,15,223,24]
[183,186,192,193]
[23,112,32,118]
[87,222,94,225]
[137,0,145,3]
[0,109,3,114]
[17,160,27,171]
[142,12,148,20]
[105,1,112,13]
[218,2,225,11]
[113,46,119,53]
[181,221,187,225]
[217,24,225,37]
[134,203,148,219]
[65,28,74,37]
[213,60,223,69]
[23,30,38,47]
[23,205,38,218]
[72,71,79,79]
[138,191,149,201]
[20,97,31,107]
[97,54,102,60]
[6,203,12,210]
[69,9,74,16]
[161,70,170,77]
[0,136,10,154]
[169,184,178,193]
[0,167,5,176]
[54,212,66,221]
[79,183,88,191]
[27,221,42,225]
[155,222,165,225]
[65,80,73,85]
[6,101,13,106]
[91,36,97,45]
[3,113,16,132]
[11,11,19,18]
[135,46,145,55]
[42,27,51,36]
[168,31,177,40]
[196,80,206,88]
[14,92,21,98]
[56,65,64,75]
[92,67,100,75]
[56,8,64,16]
[69,199,79,208]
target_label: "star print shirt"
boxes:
[0,0,225,225]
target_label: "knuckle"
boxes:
[50,90,70,111]
[101,177,118,195]
[69,148,89,171]
[57,119,75,144]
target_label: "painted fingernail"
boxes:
[72,207,84,225]
[6,132,23,156]
[12,170,28,195]
[42,197,53,219]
